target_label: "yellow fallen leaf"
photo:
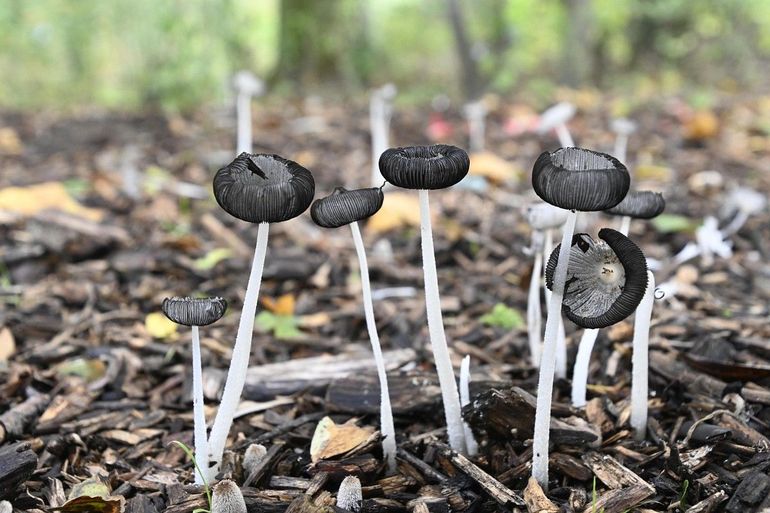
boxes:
[634,164,672,182]
[0,327,16,362]
[684,110,719,140]
[310,416,376,462]
[299,312,332,328]
[56,358,106,382]
[145,312,178,340]
[367,191,430,234]
[0,127,22,155]
[469,151,520,184]
[262,293,296,315]
[0,182,103,221]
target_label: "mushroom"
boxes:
[310,186,398,472]
[459,355,479,456]
[610,118,637,163]
[232,71,265,154]
[530,147,629,486]
[630,270,656,440]
[379,144,470,453]
[336,475,363,512]
[211,479,247,513]
[208,152,314,478]
[370,84,397,186]
[463,99,487,152]
[537,102,576,147]
[161,296,227,484]
[720,186,766,236]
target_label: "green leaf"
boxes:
[480,303,525,330]
[194,248,233,270]
[651,214,697,234]
[256,311,303,339]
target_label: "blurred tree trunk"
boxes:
[560,0,595,87]
[447,0,483,101]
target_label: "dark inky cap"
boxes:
[162,297,227,326]
[213,152,315,224]
[605,190,665,219]
[532,147,630,211]
[545,228,647,329]
[310,186,384,228]
[378,144,469,190]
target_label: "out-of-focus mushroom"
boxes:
[538,102,576,147]
[232,71,265,154]
[610,118,637,163]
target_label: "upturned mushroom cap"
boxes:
[161,297,227,327]
[524,202,569,231]
[214,152,315,224]
[545,228,648,329]
[379,144,470,190]
[532,147,630,211]
[537,102,576,133]
[605,190,665,219]
[310,186,384,228]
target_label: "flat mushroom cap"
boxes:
[605,190,666,219]
[162,297,227,327]
[524,202,569,231]
[538,102,576,133]
[311,186,384,228]
[545,228,648,329]
[532,147,630,211]
[214,153,315,224]
[379,144,470,190]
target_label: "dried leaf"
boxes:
[367,192,426,234]
[56,358,107,383]
[684,110,719,140]
[0,127,23,155]
[194,247,232,271]
[0,182,104,221]
[469,151,520,183]
[310,416,376,462]
[0,327,16,362]
[145,312,178,340]
[262,294,296,315]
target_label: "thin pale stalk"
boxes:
[619,215,631,237]
[555,124,574,147]
[419,189,466,453]
[543,229,567,379]
[571,328,600,407]
[459,355,479,456]
[208,222,269,477]
[370,94,387,187]
[236,92,253,154]
[532,210,578,487]
[350,222,397,472]
[614,134,628,163]
[191,325,209,484]
[527,250,543,367]
[631,271,655,440]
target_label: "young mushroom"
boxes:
[310,185,398,472]
[570,191,665,407]
[209,152,314,478]
[161,296,227,484]
[336,475,363,512]
[538,102,576,147]
[379,144,470,453]
[211,479,247,513]
[530,147,629,486]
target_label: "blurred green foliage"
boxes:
[0,0,768,112]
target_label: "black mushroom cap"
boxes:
[213,152,315,224]
[545,228,648,329]
[162,297,228,327]
[605,190,666,219]
[310,186,384,228]
[378,144,470,190]
[532,147,630,211]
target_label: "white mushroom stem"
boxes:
[236,91,253,154]
[419,189,466,453]
[614,135,628,163]
[571,328,599,407]
[190,325,209,485]
[631,271,655,441]
[207,222,269,480]
[555,124,574,148]
[527,238,543,367]
[533,210,578,487]
[543,229,568,379]
[619,216,631,237]
[459,355,479,456]
[350,221,397,473]
[370,86,396,187]
[464,100,486,153]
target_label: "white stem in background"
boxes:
[419,189,466,453]
[555,124,574,147]
[370,89,394,187]
[571,328,599,407]
[532,210,578,487]
[631,271,655,441]
[543,229,567,379]
[208,222,269,479]
[236,92,253,154]
[350,222,397,472]
[721,209,749,237]
[464,100,486,153]
[619,215,631,237]
[527,247,543,367]
[459,355,479,456]
[191,325,209,485]
[614,134,628,163]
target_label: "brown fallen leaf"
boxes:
[0,328,15,362]
[523,477,558,513]
[309,416,376,463]
[56,495,125,513]
[469,151,521,184]
[0,182,104,221]
[367,192,427,234]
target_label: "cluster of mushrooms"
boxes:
[161,142,665,491]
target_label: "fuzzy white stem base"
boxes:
[631,271,655,440]
[191,325,209,485]
[207,222,269,480]
[619,216,631,237]
[527,251,543,367]
[555,124,574,147]
[532,210,577,487]
[236,93,253,154]
[350,222,397,472]
[571,328,599,407]
[459,355,479,456]
[419,189,466,453]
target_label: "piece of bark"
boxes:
[359,498,403,513]
[550,453,592,481]
[725,471,770,513]
[0,442,38,500]
[523,477,558,512]
[581,484,652,513]
[685,490,727,513]
[443,448,525,507]
[582,452,653,492]
[651,351,726,398]
[125,494,160,513]
[717,413,770,449]
[243,443,283,487]
[0,392,49,443]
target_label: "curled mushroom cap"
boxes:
[310,186,384,228]
[545,228,648,329]
[524,202,569,231]
[162,297,227,327]
[605,190,665,219]
[532,147,630,211]
[214,152,315,224]
[379,144,470,190]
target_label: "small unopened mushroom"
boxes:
[162,296,227,484]
[242,443,267,478]
[379,144,470,453]
[538,102,576,147]
[209,152,314,478]
[610,118,637,163]
[211,479,247,513]
[232,71,265,154]
[336,475,363,512]
[530,147,629,487]
[310,186,397,472]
